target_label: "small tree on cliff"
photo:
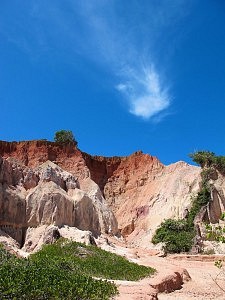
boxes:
[189,151,215,168]
[54,130,78,146]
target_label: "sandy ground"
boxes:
[104,239,225,300]
[158,257,225,300]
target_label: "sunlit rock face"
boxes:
[3,140,225,253]
[0,141,202,250]
[0,145,118,250]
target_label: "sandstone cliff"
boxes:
[0,140,203,250]
[0,147,118,252]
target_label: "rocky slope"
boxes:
[0,145,118,252]
[0,140,204,251]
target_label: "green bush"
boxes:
[54,130,77,146]
[187,186,211,226]
[205,224,225,243]
[189,151,215,168]
[32,239,155,281]
[0,240,155,299]
[190,150,225,174]
[213,156,225,174]
[152,219,194,253]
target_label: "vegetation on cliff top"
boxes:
[0,239,155,299]
[190,151,225,174]
[54,130,78,146]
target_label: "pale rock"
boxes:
[70,188,100,236]
[0,155,118,252]
[58,225,96,245]
[107,160,201,247]
[26,181,74,227]
[22,225,60,252]
[35,160,79,191]
[80,178,118,235]
[22,225,96,252]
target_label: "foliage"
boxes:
[152,184,211,253]
[54,130,77,146]
[221,212,225,221]
[215,259,223,269]
[31,239,155,281]
[0,240,155,299]
[205,223,225,243]
[190,151,225,174]
[213,156,225,174]
[186,186,211,226]
[152,219,194,253]
[189,151,215,168]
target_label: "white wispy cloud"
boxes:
[116,66,170,119]
[1,1,193,121]
[69,1,173,120]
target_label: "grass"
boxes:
[0,240,155,299]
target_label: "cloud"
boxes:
[71,1,173,120]
[116,66,170,119]
[1,1,183,120]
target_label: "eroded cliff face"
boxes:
[0,140,202,249]
[0,149,118,252]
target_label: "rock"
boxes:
[120,219,135,237]
[70,188,101,235]
[0,228,20,251]
[80,177,119,235]
[116,284,158,300]
[58,225,96,246]
[150,270,185,293]
[23,225,97,252]
[42,226,61,244]
[0,153,118,251]
[23,169,39,190]
[26,181,75,227]
[2,140,225,254]
[35,160,79,191]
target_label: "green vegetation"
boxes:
[152,219,194,253]
[152,186,211,253]
[190,151,225,174]
[0,240,155,299]
[54,130,77,146]
[152,150,214,253]
[189,151,215,168]
[221,212,225,221]
[205,223,225,243]
[186,187,211,226]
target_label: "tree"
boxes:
[189,151,215,168]
[54,130,77,146]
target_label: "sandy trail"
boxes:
[158,257,225,300]
[107,240,225,300]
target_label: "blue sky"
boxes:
[1,0,225,165]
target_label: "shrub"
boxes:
[187,186,211,227]
[31,239,155,281]
[0,240,155,299]
[190,150,225,174]
[189,151,215,168]
[205,224,225,243]
[152,219,194,253]
[54,130,77,146]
